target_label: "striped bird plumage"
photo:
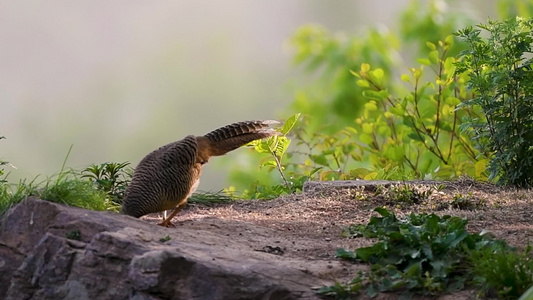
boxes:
[121,120,279,226]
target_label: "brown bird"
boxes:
[121,120,279,226]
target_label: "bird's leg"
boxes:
[158,202,186,227]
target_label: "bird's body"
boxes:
[121,120,279,226]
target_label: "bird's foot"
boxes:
[157,220,176,227]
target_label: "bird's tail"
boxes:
[203,120,280,156]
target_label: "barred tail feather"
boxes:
[204,120,280,156]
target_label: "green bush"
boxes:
[469,244,533,299]
[40,171,113,211]
[455,17,533,187]
[321,207,533,299]
[226,1,491,197]
[225,1,533,195]
[82,162,132,204]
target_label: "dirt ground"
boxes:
[143,178,533,298]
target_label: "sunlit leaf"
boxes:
[357,79,370,87]
[426,41,437,51]
[280,113,301,135]
[417,58,431,66]
[361,63,371,73]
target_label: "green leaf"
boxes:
[364,100,379,110]
[335,248,357,260]
[270,136,290,158]
[401,74,410,82]
[417,58,431,66]
[357,79,370,87]
[362,123,373,134]
[444,230,468,249]
[429,51,439,64]
[374,206,391,217]
[445,96,461,106]
[408,132,424,143]
[425,214,439,234]
[362,91,384,101]
[254,139,272,154]
[444,35,454,48]
[310,154,329,166]
[355,245,378,262]
[260,160,277,168]
[371,68,385,83]
[361,63,371,73]
[426,42,437,51]
[280,113,300,135]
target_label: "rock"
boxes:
[0,197,338,299]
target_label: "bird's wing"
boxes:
[154,135,200,208]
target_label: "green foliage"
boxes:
[66,229,81,241]
[0,178,39,218]
[380,184,432,205]
[227,0,495,195]
[159,235,171,243]
[0,136,6,181]
[0,146,119,217]
[1,173,116,217]
[399,0,471,55]
[450,192,484,210]
[39,171,113,211]
[469,244,533,299]
[497,0,533,19]
[188,190,233,206]
[0,136,16,184]
[455,17,533,187]
[226,114,309,199]
[82,162,132,204]
[290,34,487,182]
[321,207,532,299]
[353,44,487,179]
[317,276,365,299]
[37,146,116,211]
[519,286,533,300]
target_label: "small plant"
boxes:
[450,192,483,210]
[366,184,433,206]
[469,244,533,299]
[188,190,233,205]
[159,235,171,243]
[0,136,17,184]
[230,113,306,199]
[40,172,113,211]
[318,275,365,298]
[328,207,528,299]
[82,162,131,204]
[352,189,368,201]
[38,146,117,211]
[455,17,533,187]
[66,229,81,241]
[0,136,7,182]
[0,178,40,218]
[387,184,432,205]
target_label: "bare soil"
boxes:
[143,178,533,298]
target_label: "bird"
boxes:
[121,120,280,226]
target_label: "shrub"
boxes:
[82,162,132,204]
[455,17,533,187]
[321,207,533,299]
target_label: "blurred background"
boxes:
[1,0,498,190]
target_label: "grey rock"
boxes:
[0,197,335,300]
